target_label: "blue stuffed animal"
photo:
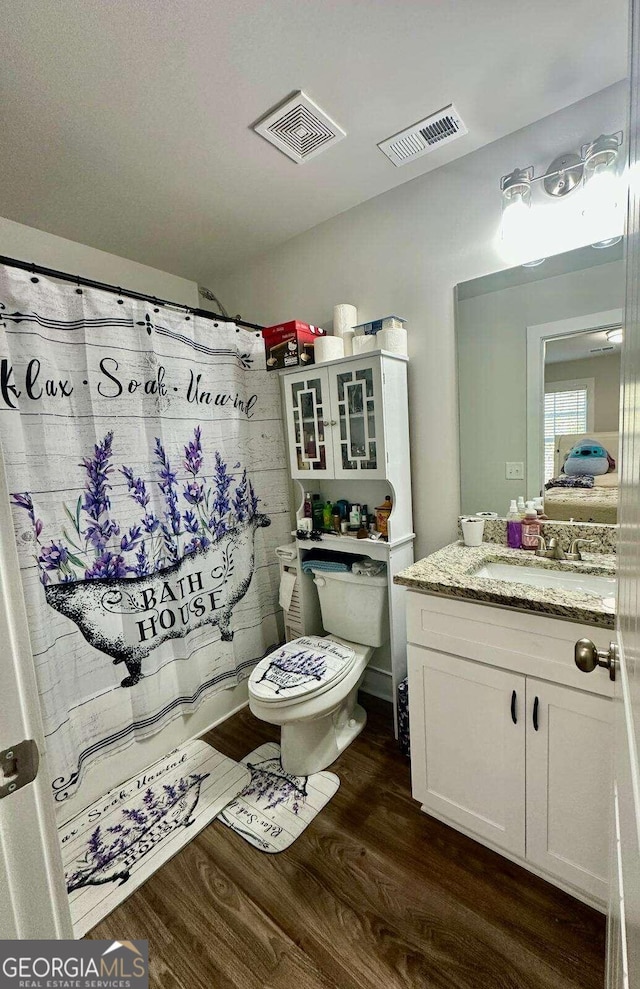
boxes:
[563,439,610,477]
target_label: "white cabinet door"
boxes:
[283,368,335,478]
[327,359,386,479]
[409,646,526,857]
[526,678,612,903]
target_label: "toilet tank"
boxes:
[310,569,389,647]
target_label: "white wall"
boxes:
[214,82,627,559]
[0,216,199,306]
[0,218,253,821]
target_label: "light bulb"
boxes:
[500,193,529,248]
[498,192,546,266]
[582,162,624,246]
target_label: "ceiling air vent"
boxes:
[378,104,467,167]
[254,91,346,164]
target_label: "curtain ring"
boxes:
[152,297,159,313]
[30,262,39,284]
[75,275,83,295]
[117,288,124,305]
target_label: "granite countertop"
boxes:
[394,541,616,628]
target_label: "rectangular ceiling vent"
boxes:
[378,104,467,167]
[254,91,346,164]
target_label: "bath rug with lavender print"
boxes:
[217,741,339,853]
[60,739,250,936]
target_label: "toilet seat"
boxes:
[249,635,358,705]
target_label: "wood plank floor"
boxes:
[88,696,605,989]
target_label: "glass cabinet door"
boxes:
[284,370,334,477]
[329,360,386,478]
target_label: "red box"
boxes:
[262,320,325,371]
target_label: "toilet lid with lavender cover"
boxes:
[249,636,357,702]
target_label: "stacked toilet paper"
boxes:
[315,336,345,363]
[352,335,377,355]
[333,304,357,356]
[376,326,408,355]
[333,303,357,335]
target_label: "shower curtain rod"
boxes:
[0,254,265,332]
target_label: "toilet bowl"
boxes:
[248,567,388,776]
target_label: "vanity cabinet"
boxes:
[283,353,402,480]
[410,648,526,856]
[407,591,613,909]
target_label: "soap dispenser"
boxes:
[521,502,541,549]
[507,499,522,549]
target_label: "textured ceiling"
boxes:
[0,0,628,281]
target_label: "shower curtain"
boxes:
[0,265,289,813]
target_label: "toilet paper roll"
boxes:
[279,570,297,611]
[333,304,358,337]
[342,330,355,356]
[275,543,297,562]
[314,336,345,363]
[376,326,408,355]
[352,334,377,355]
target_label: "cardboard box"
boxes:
[352,315,407,336]
[262,320,325,371]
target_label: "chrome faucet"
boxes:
[566,538,597,562]
[533,535,566,560]
[533,535,597,561]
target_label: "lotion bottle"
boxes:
[521,502,541,549]
[303,492,313,519]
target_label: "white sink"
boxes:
[474,562,616,601]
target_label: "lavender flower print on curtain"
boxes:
[0,266,290,820]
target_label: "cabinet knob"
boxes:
[574,638,618,681]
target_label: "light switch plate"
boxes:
[505,462,524,480]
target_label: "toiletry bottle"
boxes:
[521,502,541,549]
[332,505,341,533]
[507,499,522,549]
[312,495,324,530]
[517,495,525,514]
[349,503,361,531]
[533,496,549,520]
[322,502,333,531]
[361,504,369,528]
[375,496,392,539]
[303,492,313,519]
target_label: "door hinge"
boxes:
[0,739,39,799]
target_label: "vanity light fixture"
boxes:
[499,132,624,265]
[606,328,624,344]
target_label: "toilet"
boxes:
[248,567,389,776]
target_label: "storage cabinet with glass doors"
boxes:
[285,357,386,480]
[281,350,414,731]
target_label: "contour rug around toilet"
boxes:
[248,568,389,775]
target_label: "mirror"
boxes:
[456,241,623,522]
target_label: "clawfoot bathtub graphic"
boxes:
[45,513,271,687]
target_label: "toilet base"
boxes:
[280,683,367,776]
